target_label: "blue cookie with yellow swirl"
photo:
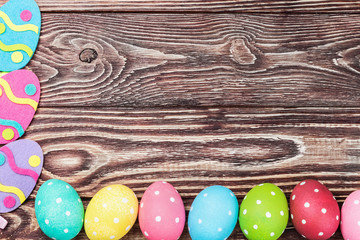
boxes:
[0,0,41,72]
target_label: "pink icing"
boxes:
[20,10,32,22]
[4,196,16,209]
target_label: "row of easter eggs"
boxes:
[35,179,358,240]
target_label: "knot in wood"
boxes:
[230,39,256,65]
[79,48,98,63]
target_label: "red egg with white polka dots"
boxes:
[290,179,340,240]
[139,181,186,240]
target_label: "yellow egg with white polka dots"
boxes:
[84,185,138,240]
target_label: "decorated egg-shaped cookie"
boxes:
[0,139,43,213]
[239,183,289,240]
[0,0,41,71]
[0,70,40,144]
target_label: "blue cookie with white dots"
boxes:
[188,185,239,240]
[0,0,41,71]
[35,179,84,240]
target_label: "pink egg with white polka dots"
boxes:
[341,190,360,240]
[290,179,340,240]
[139,181,186,240]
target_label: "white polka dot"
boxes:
[56,198,62,204]
[321,208,327,214]
[175,217,180,223]
[110,236,115,239]
[302,219,306,224]
[291,214,294,219]
[218,228,222,232]
[190,206,193,211]
[144,231,149,236]
[162,181,167,184]
[107,187,112,191]
[141,203,144,208]
[66,185,70,189]
[270,232,275,237]
[259,184,264,186]
[319,232,324,236]
[130,208,134,214]
[126,225,131,231]
[314,189,319,192]
[304,202,310,208]
[103,203,107,208]
[292,195,296,200]
[266,212,271,218]
[358,221,360,226]
[230,192,234,197]
[45,219,49,225]
[280,210,284,216]
[122,198,129,203]
[256,200,261,204]
[64,229,68,233]
[355,200,360,205]
[48,182,53,186]
[336,215,339,220]
[271,191,275,196]
[94,217,99,222]
[114,218,119,224]
[244,195,247,200]
[228,210,232,216]
[155,216,161,222]
[198,219,202,224]
[170,197,175,202]
[243,209,247,215]
[300,181,306,185]
[155,191,160,195]
[85,219,88,223]
[66,211,70,216]
[301,235,306,238]
[78,198,81,203]
[38,200,41,206]
[253,224,258,229]
[244,229,248,235]
[203,193,208,197]
[93,232,97,236]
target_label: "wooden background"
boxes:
[1,0,360,239]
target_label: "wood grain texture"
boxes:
[24,13,360,108]
[1,0,360,13]
[1,107,357,239]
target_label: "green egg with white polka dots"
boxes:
[35,179,84,240]
[239,183,289,240]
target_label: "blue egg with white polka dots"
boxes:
[188,185,239,240]
[35,179,84,240]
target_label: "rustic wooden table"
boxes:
[2,0,360,239]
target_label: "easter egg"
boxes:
[290,179,340,239]
[0,70,40,144]
[139,181,185,240]
[239,183,289,240]
[0,139,43,213]
[188,185,239,240]
[0,0,41,71]
[341,190,360,240]
[84,185,138,240]
[35,179,84,240]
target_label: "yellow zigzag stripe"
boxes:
[0,11,38,34]
[0,78,37,110]
[0,40,33,57]
[0,182,26,203]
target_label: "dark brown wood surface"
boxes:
[1,0,360,239]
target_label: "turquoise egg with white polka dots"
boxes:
[35,179,84,240]
[188,185,239,240]
[239,183,289,240]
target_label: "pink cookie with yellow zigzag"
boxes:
[0,69,40,144]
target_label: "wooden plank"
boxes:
[0,200,345,239]
[26,13,360,108]
[13,107,360,200]
[1,0,360,13]
[0,106,355,239]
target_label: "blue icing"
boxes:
[0,0,41,71]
